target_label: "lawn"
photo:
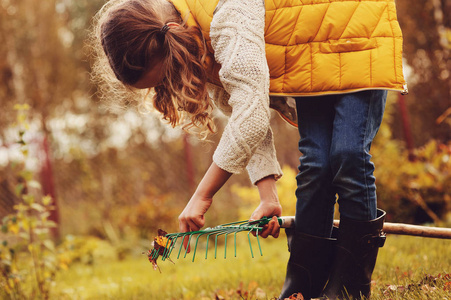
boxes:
[51,233,451,300]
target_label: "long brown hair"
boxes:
[90,0,214,134]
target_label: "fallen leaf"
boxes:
[254,287,266,298]
[284,293,304,300]
[421,284,436,293]
[144,229,174,272]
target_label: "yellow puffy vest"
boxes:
[171,0,407,96]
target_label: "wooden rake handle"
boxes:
[278,216,451,239]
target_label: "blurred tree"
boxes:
[0,0,107,238]
[395,0,451,145]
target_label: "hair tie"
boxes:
[160,24,170,35]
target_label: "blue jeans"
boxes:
[294,90,387,238]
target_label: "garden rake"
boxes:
[148,216,451,266]
[148,216,294,264]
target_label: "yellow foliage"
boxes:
[231,182,260,221]
[58,252,72,270]
[13,104,30,111]
[42,195,52,206]
[232,165,297,220]
[8,223,19,234]
[8,278,15,289]
[59,263,69,271]
[372,134,451,222]
[276,166,298,217]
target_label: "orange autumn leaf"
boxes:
[154,235,170,248]
[153,229,173,255]
[285,293,304,300]
[145,229,174,272]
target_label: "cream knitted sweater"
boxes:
[208,0,283,184]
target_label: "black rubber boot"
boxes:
[279,228,337,300]
[322,209,386,299]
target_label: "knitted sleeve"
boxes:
[210,0,283,184]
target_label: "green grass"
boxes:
[52,235,451,300]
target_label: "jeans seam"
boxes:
[363,91,374,220]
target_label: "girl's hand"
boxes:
[178,194,212,252]
[250,202,282,238]
[249,176,282,238]
[178,194,212,233]
[178,162,232,251]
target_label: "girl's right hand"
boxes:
[178,193,212,233]
[178,193,213,251]
[178,162,233,251]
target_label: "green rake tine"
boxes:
[249,223,263,257]
[151,248,158,260]
[234,231,238,257]
[185,229,213,259]
[164,235,178,259]
[176,231,197,259]
[205,230,219,259]
[177,234,187,259]
[224,231,228,259]
[164,235,178,260]
[161,237,173,261]
[183,232,195,258]
[192,232,203,262]
[224,225,241,259]
[162,233,179,260]
[181,227,227,260]
[153,248,160,260]
[227,226,244,258]
[246,223,264,258]
[223,228,237,259]
[213,230,225,259]
[223,227,240,259]
[247,230,255,258]
[213,228,233,259]
[255,228,263,256]
[192,231,212,262]
[168,232,187,258]
[232,226,248,257]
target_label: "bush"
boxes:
[0,105,63,300]
[373,138,451,224]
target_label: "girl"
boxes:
[93,0,407,299]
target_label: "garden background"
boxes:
[0,0,450,299]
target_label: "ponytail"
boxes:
[155,24,215,134]
[92,0,215,135]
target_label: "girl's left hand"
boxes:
[250,203,282,238]
[249,176,282,238]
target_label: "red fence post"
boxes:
[40,135,60,239]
